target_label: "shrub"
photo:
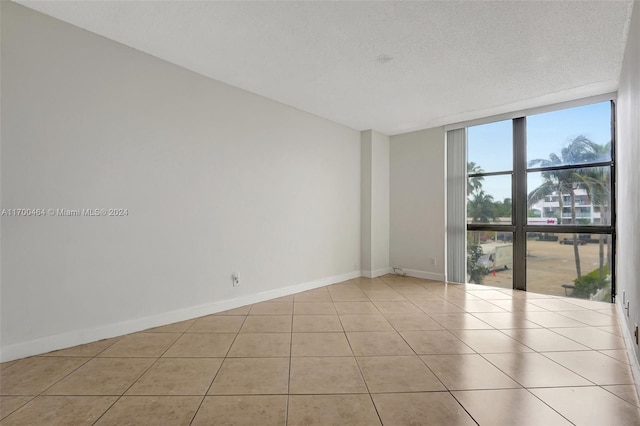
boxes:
[467,244,489,284]
[572,265,610,299]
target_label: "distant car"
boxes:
[559,238,586,245]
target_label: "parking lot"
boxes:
[482,236,609,297]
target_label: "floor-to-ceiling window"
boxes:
[466,120,514,290]
[465,100,615,301]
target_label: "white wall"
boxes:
[0,2,361,361]
[616,2,640,368]
[360,130,390,277]
[389,127,446,280]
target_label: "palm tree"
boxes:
[467,162,485,195]
[577,142,611,278]
[493,198,512,218]
[468,190,496,223]
[528,136,603,280]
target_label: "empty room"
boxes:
[2,1,640,425]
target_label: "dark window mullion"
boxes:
[526,161,613,174]
[467,225,515,232]
[468,171,514,178]
[513,117,527,291]
[524,225,614,234]
[610,100,617,301]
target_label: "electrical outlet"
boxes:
[430,258,436,266]
[232,272,240,287]
[354,264,360,271]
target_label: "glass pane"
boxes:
[467,120,513,173]
[527,102,612,167]
[527,167,611,226]
[526,232,612,302]
[467,174,512,225]
[467,231,513,289]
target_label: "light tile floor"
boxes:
[1,276,640,425]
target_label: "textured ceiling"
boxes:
[16,1,634,135]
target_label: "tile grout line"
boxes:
[185,311,250,426]
[379,276,480,424]
[338,298,384,426]
[285,300,294,426]
[446,391,481,426]
[3,334,142,423]
[0,394,39,421]
[536,349,633,387]
[90,327,191,425]
[600,385,640,408]
[524,387,579,425]
[25,356,93,398]
[394,279,629,424]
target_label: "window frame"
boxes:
[465,100,616,300]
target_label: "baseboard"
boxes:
[400,268,446,282]
[361,267,392,278]
[0,270,360,362]
[615,299,640,401]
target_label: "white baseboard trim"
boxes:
[615,299,640,401]
[361,267,392,278]
[0,270,360,362]
[400,268,446,282]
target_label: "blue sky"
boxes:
[467,101,612,201]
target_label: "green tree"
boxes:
[467,162,484,195]
[467,244,489,284]
[493,198,512,218]
[528,136,603,280]
[468,190,497,223]
[528,208,541,217]
[577,142,611,279]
